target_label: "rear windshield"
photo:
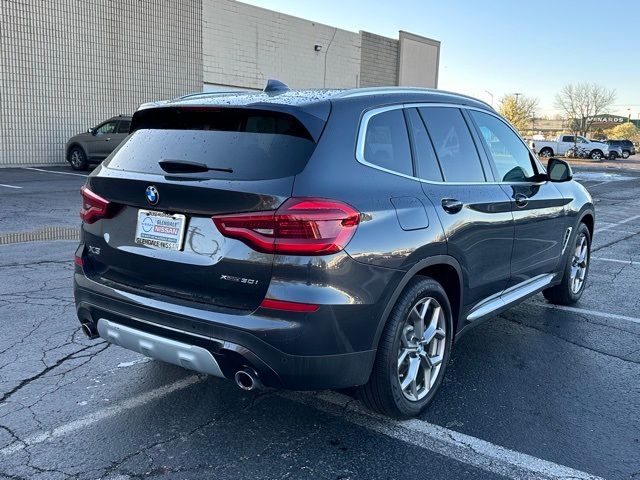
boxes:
[104,107,317,180]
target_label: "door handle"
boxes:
[105,137,111,141]
[514,193,529,208]
[441,198,464,214]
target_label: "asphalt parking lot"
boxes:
[1,162,639,480]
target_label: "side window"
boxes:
[562,135,574,143]
[363,109,413,176]
[469,110,536,182]
[405,108,442,181]
[96,122,117,134]
[117,120,131,133]
[418,107,485,182]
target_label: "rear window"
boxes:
[104,108,317,180]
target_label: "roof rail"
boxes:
[264,79,289,95]
[176,90,249,100]
[335,87,493,109]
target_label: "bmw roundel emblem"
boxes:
[145,186,159,205]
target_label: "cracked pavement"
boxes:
[0,166,639,479]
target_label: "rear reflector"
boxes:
[80,186,116,224]
[260,298,319,312]
[74,256,84,267]
[212,197,360,255]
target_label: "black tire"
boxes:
[542,223,591,305]
[68,146,88,171]
[609,152,618,160]
[539,148,553,158]
[358,276,453,418]
[589,149,603,160]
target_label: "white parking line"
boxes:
[595,214,640,233]
[0,370,603,480]
[0,375,203,456]
[533,302,640,325]
[283,391,603,480]
[0,184,22,189]
[592,257,639,266]
[21,167,88,177]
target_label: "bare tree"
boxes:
[554,83,616,137]
[498,94,539,134]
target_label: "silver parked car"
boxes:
[65,115,131,170]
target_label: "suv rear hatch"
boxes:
[81,106,322,311]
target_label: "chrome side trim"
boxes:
[561,227,573,254]
[97,319,225,378]
[466,274,555,321]
[354,102,545,186]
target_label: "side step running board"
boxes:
[466,274,555,322]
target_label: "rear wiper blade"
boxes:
[158,160,233,174]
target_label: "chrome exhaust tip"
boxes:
[81,322,99,340]
[234,368,262,391]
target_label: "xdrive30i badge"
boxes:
[145,186,159,205]
[220,274,259,285]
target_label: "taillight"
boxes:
[212,198,360,255]
[80,186,114,224]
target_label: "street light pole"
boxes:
[513,92,522,105]
[485,90,494,107]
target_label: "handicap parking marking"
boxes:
[21,166,88,177]
[0,184,22,189]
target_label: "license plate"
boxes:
[134,209,186,250]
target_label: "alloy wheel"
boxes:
[570,233,589,294]
[70,150,83,168]
[397,297,447,402]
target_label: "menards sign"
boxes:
[587,115,627,125]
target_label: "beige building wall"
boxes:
[0,0,202,166]
[359,32,399,87]
[202,0,362,90]
[1,0,440,167]
[398,31,440,88]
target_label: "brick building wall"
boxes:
[1,0,439,167]
[202,0,361,90]
[359,32,399,87]
[0,0,202,166]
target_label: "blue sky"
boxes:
[241,0,639,118]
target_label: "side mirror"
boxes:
[547,158,573,182]
[87,127,96,135]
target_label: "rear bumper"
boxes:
[74,274,382,390]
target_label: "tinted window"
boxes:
[96,122,117,134]
[418,107,485,182]
[117,120,131,133]
[562,136,574,143]
[470,111,536,182]
[363,109,413,176]
[105,108,316,181]
[405,108,442,181]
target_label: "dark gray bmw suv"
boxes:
[74,84,594,417]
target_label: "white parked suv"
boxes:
[530,135,610,160]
